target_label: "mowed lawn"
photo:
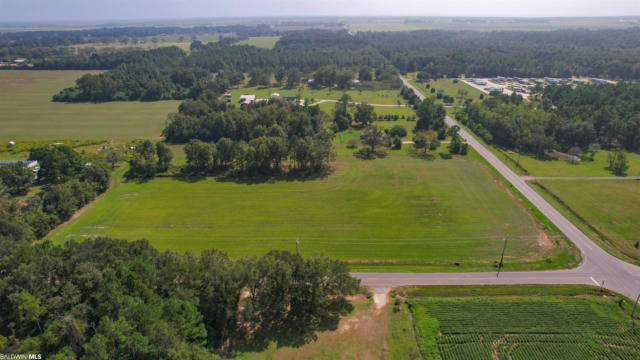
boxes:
[49,154,573,271]
[537,180,640,261]
[227,86,403,105]
[410,79,485,104]
[405,285,640,360]
[500,149,640,177]
[0,70,179,141]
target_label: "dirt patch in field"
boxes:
[537,230,553,252]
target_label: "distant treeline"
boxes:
[0,24,276,46]
[456,82,640,157]
[3,27,640,80]
[358,28,640,79]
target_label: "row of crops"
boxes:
[409,297,640,360]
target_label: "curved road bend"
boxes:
[353,78,640,300]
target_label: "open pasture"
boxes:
[0,70,179,142]
[535,180,640,262]
[499,149,640,177]
[49,153,575,271]
[409,79,485,104]
[407,285,640,360]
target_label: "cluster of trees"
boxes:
[415,98,447,135]
[0,146,110,239]
[127,141,173,179]
[312,65,355,89]
[52,62,234,102]
[0,234,359,358]
[331,95,379,132]
[457,82,640,160]
[0,163,33,196]
[163,99,335,175]
[400,86,422,107]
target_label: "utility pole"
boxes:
[600,280,605,292]
[295,238,299,255]
[496,237,508,278]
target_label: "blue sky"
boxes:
[0,0,638,22]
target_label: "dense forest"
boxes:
[4,26,639,104]
[359,28,640,79]
[163,99,335,175]
[456,82,640,157]
[0,235,359,358]
[49,37,390,102]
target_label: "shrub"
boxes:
[346,139,359,149]
[392,137,402,150]
[389,125,407,138]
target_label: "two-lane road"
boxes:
[354,78,640,300]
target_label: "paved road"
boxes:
[354,78,640,300]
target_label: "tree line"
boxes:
[0,24,275,63]
[0,234,359,358]
[456,82,640,167]
[162,99,335,176]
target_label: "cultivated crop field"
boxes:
[406,285,640,360]
[234,36,280,49]
[0,70,179,141]
[48,153,575,271]
[535,180,640,262]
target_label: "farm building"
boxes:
[239,95,256,104]
[270,93,300,105]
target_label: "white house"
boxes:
[239,95,256,104]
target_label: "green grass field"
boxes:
[234,36,280,49]
[404,285,640,360]
[535,180,640,263]
[48,153,575,272]
[227,85,403,105]
[410,79,485,104]
[497,149,640,177]
[0,70,179,142]
[448,111,640,177]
